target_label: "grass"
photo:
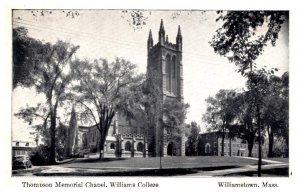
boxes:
[13,156,288,176]
[60,156,265,170]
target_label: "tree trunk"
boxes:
[99,147,103,159]
[98,120,114,159]
[143,137,147,158]
[229,137,232,156]
[248,140,254,157]
[257,104,262,177]
[268,126,274,158]
[49,110,56,165]
[285,129,289,157]
[98,135,105,160]
[247,132,255,157]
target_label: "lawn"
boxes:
[60,156,264,170]
[13,156,285,176]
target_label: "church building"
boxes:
[66,20,186,158]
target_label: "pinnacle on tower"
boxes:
[159,19,165,33]
[166,35,169,43]
[177,25,182,37]
[159,19,165,43]
[176,25,182,51]
[147,29,153,54]
[148,29,153,41]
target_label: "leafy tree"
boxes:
[261,72,289,157]
[14,34,79,164]
[141,72,163,155]
[13,27,43,88]
[116,70,162,157]
[163,98,190,137]
[280,72,289,156]
[202,89,239,156]
[71,58,143,159]
[185,121,200,156]
[30,122,67,164]
[55,123,68,160]
[210,11,288,176]
[233,91,257,157]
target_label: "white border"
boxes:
[1,1,299,193]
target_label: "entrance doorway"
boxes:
[167,142,174,156]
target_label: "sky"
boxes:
[12,10,289,142]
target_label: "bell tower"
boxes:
[146,19,184,157]
[147,19,183,102]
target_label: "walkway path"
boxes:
[179,157,288,177]
[236,156,284,164]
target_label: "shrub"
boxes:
[90,146,97,153]
[30,145,51,165]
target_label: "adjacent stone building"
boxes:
[78,112,146,158]
[197,131,262,158]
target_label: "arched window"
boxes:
[165,54,171,92]
[25,142,29,146]
[172,56,176,77]
[205,143,211,154]
[171,55,176,94]
[110,143,115,150]
[167,142,174,156]
[16,142,19,146]
[82,133,88,147]
[125,141,132,151]
[137,142,144,152]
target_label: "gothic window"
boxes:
[137,142,144,152]
[82,133,88,147]
[172,56,176,77]
[16,142,19,146]
[25,142,29,146]
[125,141,132,151]
[165,54,171,92]
[205,143,211,154]
[171,55,176,94]
[110,143,115,150]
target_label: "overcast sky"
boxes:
[12,10,289,142]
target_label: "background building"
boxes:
[197,131,264,158]
[12,141,35,157]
